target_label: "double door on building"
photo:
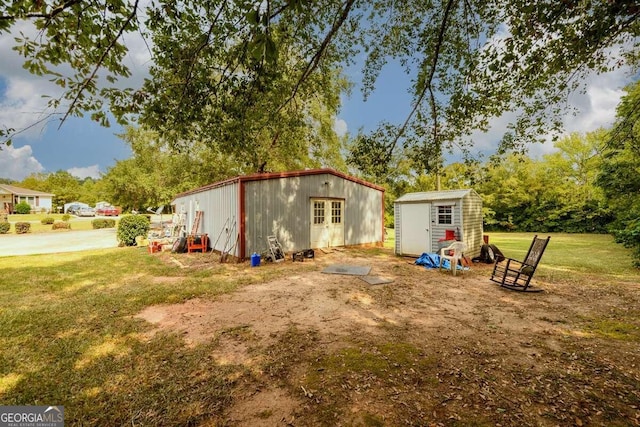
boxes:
[310,199,345,248]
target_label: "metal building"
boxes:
[394,189,483,258]
[172,169,385,259]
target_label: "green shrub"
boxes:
[62,214,71,222]
[15,222,31,234]
[41,217,55,225]
[15,202,31,214]
[92,219,116,229]
[0,223,10,234]
[117,215,150,246]
[614,218,640,267]
[52,221,71,230]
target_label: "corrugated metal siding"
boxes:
[343,176,384,247]
[243,173,383,255]
[461,191,483,258]
[173,181,240,256]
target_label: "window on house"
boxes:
[313,201,325,224]
[331,201,342,224]
[438,205,453,224]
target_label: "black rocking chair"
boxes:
[490,235,550,292]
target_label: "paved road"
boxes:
[0,229,119,257]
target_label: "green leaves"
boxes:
[248,33,277,62]
[2,0,639,163]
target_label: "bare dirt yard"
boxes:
[137,248,640,426]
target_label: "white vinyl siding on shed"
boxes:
[395,189,483,258]
[429,201,463,253]
[461,191,484,258]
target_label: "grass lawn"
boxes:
[1,234,638,425]
[488,232,638,281]
[386,229,636,281]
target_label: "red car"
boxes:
[96,205,119,216]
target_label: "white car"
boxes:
[77,207,96,217]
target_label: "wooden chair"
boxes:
[438,241,467,276]
[187,233,208,253]
[490,235,550,292]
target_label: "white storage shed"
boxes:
[172,169,385,259]
[394,189,483,258]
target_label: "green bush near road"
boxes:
[52,222,71,230]
[92,218,116,229]
[117,215,150,246]
[41,217,55,225]
[15,222,31,234]
[0,223,9,234]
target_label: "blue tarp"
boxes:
[415,252,462,270]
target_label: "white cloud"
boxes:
[563,71,627,134]
[0,19,152,143]
[333,118,348,137]
[0,16,150,176]
[0,22,65,141]
[0,144,44,180]
[467,66,633,160]
[68,165,102,179]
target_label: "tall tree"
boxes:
[597,81,640,265]
[475,130,612,234]
[18,170,83,208]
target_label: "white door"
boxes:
[400,203,432,256]
[310,199,345,248]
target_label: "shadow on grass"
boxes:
[0,248,252,425]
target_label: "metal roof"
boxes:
[0,184,54,197]
[173,168,385,199]
[395,189,475,203]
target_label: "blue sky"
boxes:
[0,24,635,181]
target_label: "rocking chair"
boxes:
[490,235,550,292]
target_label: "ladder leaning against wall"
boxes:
[190,210,203,235]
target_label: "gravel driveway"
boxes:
[0,229,119,257]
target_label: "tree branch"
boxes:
[386,0,457,160]
[180,2,227,101]
[0,0,82,22]
[276,0,356,114]
[58,0,140,127]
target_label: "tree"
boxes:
[1,0,637,170]
[596,81,640,266]
[100,127,197,211]
[18,170,83,209]
[474,130,612,234]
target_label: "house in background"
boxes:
[394,189,484,258]
[172,169,385,259]
[0,184,54,214]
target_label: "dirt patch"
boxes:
[135,249,640,426]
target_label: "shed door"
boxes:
[400,203,432,255]
[310,199,345,248]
